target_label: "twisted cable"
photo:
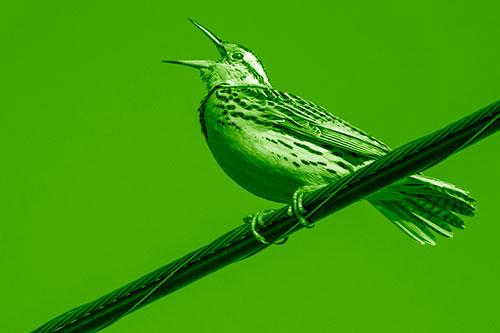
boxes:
[33,99,500,332]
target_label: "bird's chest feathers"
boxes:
[200,89,268,157]
[199,88,327,177]
[196,87,361,202]
[198,89,305,201]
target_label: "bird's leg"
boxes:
[244,209,287,245]
[288,184,328,228]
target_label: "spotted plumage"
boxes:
[198,85,378,202]
[164,20,476,245]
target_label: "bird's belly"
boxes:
[204,114,359,203]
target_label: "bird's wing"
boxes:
[233,86,391,159]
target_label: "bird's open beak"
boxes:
[162,19,227,68]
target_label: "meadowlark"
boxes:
[163,19,475,245]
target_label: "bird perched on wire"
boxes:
[163,19,476,245]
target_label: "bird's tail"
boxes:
[368,174,476,245]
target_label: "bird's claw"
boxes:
[244,184,326,244]
[244,209,288,245]
[288,184,327,228]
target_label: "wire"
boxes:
[33,99,500,332]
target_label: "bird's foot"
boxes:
[244,209,288,245]
[287,184,328,228]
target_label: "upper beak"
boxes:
[187,18,227,57]
[162,19,227,68]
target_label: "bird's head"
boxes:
[163,19,271,91]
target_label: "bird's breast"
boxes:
[198,89,360,203]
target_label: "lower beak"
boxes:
[162,60,213,69]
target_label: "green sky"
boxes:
[2,1,500,332]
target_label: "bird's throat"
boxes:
[201,63,271,91]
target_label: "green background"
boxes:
[2,1,500,332]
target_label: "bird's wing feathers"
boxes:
[235,86,391,158]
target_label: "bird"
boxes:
[163,19,476,245]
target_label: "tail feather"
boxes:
[372,201,437,245]
[369,174,475,245]
[412,195,475,217]
[412,211,453,238]
[408,174,476,206]
[392,175,475,212]
[404,199,465,230]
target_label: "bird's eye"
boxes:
[231,52,244,60]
